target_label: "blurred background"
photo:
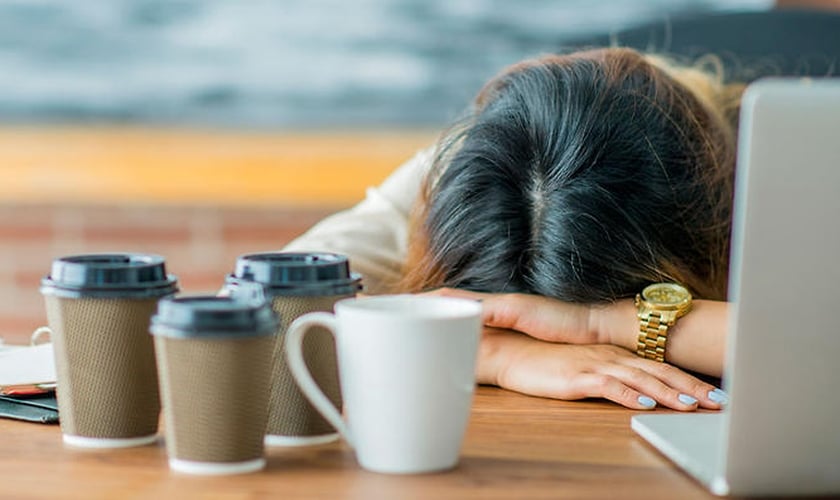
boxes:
[0,0,777,128]
[0,0,791,342]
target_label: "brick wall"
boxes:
[0,127,436,347]
[0,203,338,345]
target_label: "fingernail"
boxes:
[637,395,657,409]
[678,393,698,405]
[708,388,729,404]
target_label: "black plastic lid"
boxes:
[40,253,179,299]
[225,252,362,297]
[150,295,279,339]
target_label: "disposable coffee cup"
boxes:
[151,295,278,475]
[40,253,178,448]
[224,252,362,447]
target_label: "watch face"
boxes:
[642,283,691,306]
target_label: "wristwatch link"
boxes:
[635,283,692,362]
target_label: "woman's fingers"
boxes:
[598,364,702,411]
[563,346,721,411]
[568,373,662,410]
[622,357,725,410]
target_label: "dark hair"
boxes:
[402,48,738,301]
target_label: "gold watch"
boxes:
[635,283,692,362]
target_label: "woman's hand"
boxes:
[479,328,725,411]
[432,288,603,344]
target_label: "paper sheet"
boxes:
[0,343,57,389]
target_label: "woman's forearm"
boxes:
[596,299,728,378]
[433,288,728,378]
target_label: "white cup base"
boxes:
[63,433,159,449]
[264,432,339,447]
[169,457,266,475]
[360,458,459,475]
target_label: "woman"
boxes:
[283,47,745,411]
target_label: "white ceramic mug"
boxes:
[285,294,482,474]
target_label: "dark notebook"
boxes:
[0,393,59,424]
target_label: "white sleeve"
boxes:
[282,147,434,295]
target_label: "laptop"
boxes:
[632,78,840,497]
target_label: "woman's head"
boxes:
[402,47,740,301]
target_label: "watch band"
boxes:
[636,310,673,362]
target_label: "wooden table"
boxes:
[0,387,726,500]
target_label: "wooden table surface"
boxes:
[0,386,728,500]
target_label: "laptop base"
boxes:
[632,413,729,496]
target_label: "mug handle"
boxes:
[285,312,354,448]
